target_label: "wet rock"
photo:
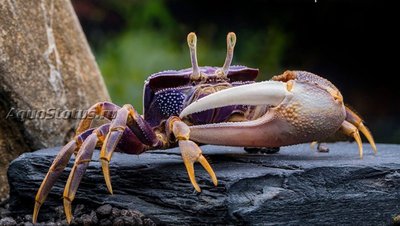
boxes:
[7,143,400,225]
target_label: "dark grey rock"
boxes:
[7,143,400,225]
[73,204,85,217]
[112,218,124,226]
[0,217,17,226]
[96,204,112,218]
[89,211,98,225]
[80,213,92,226]
[143,218,157,226]
[98,218,112,226]
[111,208,121,217]
[23,215,31,222]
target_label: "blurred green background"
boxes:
[72,0,399,143]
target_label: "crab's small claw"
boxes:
[180,81,289,118]
[179,140,218,192]
[168,117,217,192]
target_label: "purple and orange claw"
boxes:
[179,140,218,192]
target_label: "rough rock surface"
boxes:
[0,0,110,199]
[0,201,155,226]
[7,143,400,225]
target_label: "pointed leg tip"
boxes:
[189,173,201,193]
[372,145,378,154]
[310,141,317,151]
[63,198,73,224]
[101,159,113,194]
[106,183,114,195]
[213,179,218,187]
[358,148,363,159]
[198,155,218,188]
[194,186,201,193]
[358,122,377,155]
[32,201,41,224]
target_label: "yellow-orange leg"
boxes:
[167,117,217,192]
[62,125,110,224]
[33,124,110,224]
[100,104,162,195]
[340,120,364,159]
[345,106,377,153]
[33,141,78,224]
[76,102,120,134]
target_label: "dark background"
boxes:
[71,0,399,143]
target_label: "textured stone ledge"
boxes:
[7,143,400,225]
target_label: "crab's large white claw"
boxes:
[180,81,290,118]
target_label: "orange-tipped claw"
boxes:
[198,155,218,186]
[179,140,218,192]
[168,117,218,192]
[182,156,201,192]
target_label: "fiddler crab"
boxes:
[33,32,376,224]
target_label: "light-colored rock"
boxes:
[0,0,110,200]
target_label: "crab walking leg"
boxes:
[345,106,377,153]
[100,104,162,194]
[63,124,110,224]
[76,102,120,134]
[167,117,217,192]
[340,120,364,159]
[32,125,109,224]
[32,140,79,224]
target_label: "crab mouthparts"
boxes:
[179,81,290,118]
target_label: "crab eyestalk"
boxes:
[217,32,237,77]
[187,32,201,80]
